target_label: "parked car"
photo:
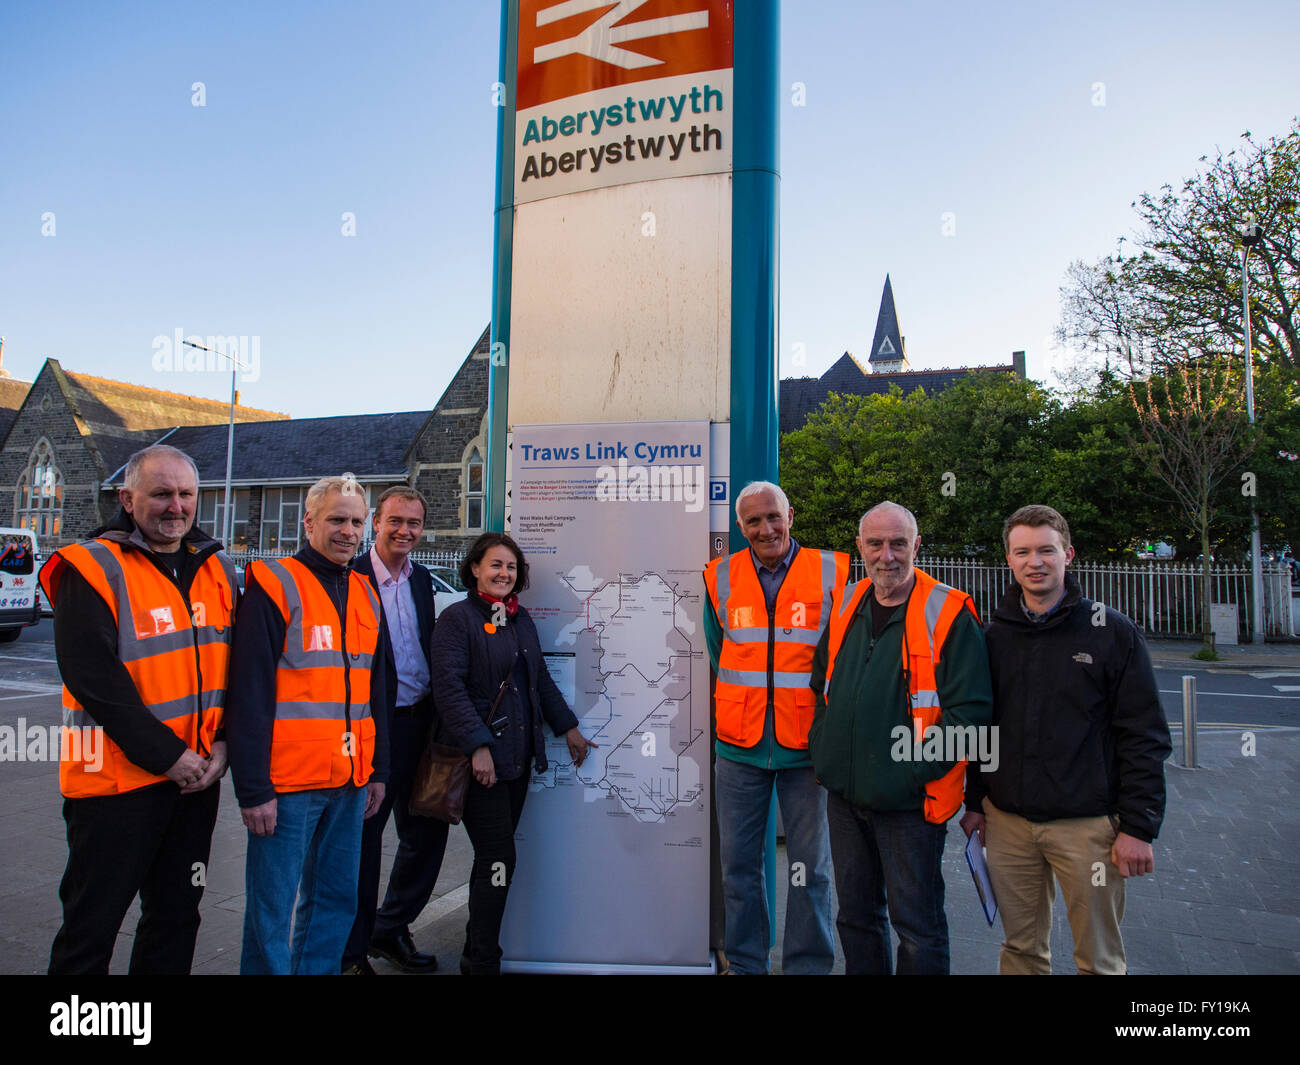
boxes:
[429,565,467,617]
[0,527,42,642]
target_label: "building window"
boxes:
[198,488,251,551]
[16,438,63,538]
[259,487,307,552]
[465,448,484,531]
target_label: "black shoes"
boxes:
[368,931,439,973]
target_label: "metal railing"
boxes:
[846,556,1296,640]
[226,548,1296,640]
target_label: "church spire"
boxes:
[868,275,908,373]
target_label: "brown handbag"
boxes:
[408,738,471,824]
[409,677,512,824]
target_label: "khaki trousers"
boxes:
[982,798,1126,975]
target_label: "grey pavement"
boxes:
[2,632,1298,974]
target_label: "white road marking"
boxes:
[0,678,63,694]
[410,883,469,933]
[1158,689,1300,701]
[1243,671,1300,679]
[1274,685,1300,692]
[0,654,58,665]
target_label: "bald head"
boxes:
[857,500,921,606]
[859,501,918,541]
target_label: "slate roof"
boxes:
[0,376,30,445]
[779,359,1016,435]
[868,275,906,365]
[103,411,431,486]
[40,360,289,482]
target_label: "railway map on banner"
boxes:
[500,420,711,970]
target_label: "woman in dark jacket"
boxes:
[431,532,594,974]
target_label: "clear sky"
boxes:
[2,0,1298,417]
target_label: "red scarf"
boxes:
[477,589,519,618]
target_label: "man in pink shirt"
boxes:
[342,487,447,974]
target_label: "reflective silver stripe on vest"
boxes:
[910,690,941,710]
[273,700,373,721]
[919,581,953,658]
[63,687,224,730]
[722,621,821,644]
[716,668,813,689]
[713,558,730,635]
[74,541,233,723]
[816,550,838,638]
[261,559,373,673]
[836,578,864,620]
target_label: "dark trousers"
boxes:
[461,772,529,975]
[344,703,450,966]
[49,780,220,975]
[826,791,950,975]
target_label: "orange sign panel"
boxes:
[518,0,734,111]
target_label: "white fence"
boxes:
[849,556,1297,640]
[227,548,1297,641]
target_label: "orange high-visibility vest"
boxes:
[824,568,980,824]
[40,539,236,799]
[248,558,381,792]
[704,547,849,749]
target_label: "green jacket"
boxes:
[808,583,993,813]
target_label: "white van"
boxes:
[0,526,42,643]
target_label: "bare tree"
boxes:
[1129,359,1255,653]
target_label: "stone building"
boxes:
[0,328,491,555]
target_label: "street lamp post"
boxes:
[181,339,246,549]
[1237,215,1266,644]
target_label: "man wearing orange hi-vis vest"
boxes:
[225,474,390,975]
[703,481,848,974]
[38,444,237,975]
[809,501,994,975]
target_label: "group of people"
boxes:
[39,441,1170,977]
[705,481,1172,974]
[40,443,592,976]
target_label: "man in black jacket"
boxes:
[39,444,235,974]
[342,486,447,974]
[961,505,1171,975]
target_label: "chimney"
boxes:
[0,335,8,379]
[1012,350,1026,379]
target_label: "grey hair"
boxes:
[734,480,790,523]
[305,472,367,518]
[859,500,918,541]
[123,445,199,491]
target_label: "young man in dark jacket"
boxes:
[961,505,1172,975]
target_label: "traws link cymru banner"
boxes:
[515,0,733,203]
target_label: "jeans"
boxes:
[461,773,529,975]
[50,782,220,975]
[713,757,834,974]
[826,792,949,974]
[241,784,365,975]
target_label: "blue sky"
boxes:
[2,0,1297,417]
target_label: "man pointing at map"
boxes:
[703,481,849,974]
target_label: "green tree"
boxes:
[1039,371,1171,559]
[781,387,928,554]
